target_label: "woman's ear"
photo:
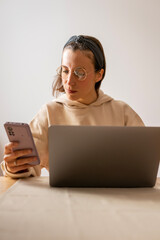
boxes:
[95,69,104,83]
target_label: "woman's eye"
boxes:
[75,71,85,78]
[79,73,85,77]
[62,70,69,74]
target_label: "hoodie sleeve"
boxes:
[0,161,41,178]
[123,103,145,126]
[29,104,49,171]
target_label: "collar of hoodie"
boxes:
[54,89,113,109]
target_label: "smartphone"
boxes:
[4,122,40,166]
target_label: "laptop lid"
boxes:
[49,126,160,187]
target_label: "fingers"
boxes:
[5,156,38,174]
[4,142,19,154]
[8,157,38,168]
[4,149,32,163]
[6,163,35,174]
[3,142,37,174]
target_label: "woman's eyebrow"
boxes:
[62,65,87,69]
[61,65,68,68]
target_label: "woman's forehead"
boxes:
[62,49,94,68]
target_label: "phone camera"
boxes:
[7,127,15,136]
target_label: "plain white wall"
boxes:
[0,0,160,176]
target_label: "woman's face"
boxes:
[61,48,103,105]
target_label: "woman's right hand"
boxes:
[3,142,38,174]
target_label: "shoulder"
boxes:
[110,99,127,107]
[105,96,135,111]
[113,100,144,126]
[105,97,131,111]
[46,98,63,109]
[32,99,64,123]
[29,100,58,125]
[103,96,144,126]
[35,99,63,115]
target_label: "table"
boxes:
[0,177,160,194]
[0,177,160,240]
[0,176,17,194]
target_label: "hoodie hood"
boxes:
[55,89,113,109]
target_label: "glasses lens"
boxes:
[74,67,86,81]
[56,66,87,81]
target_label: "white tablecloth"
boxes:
[0,177,160,240]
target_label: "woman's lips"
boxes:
[66,89,77,94]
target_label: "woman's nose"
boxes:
[67,72,76,86]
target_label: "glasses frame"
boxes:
[56,65,95,82]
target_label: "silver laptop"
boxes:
[49,126,160,187]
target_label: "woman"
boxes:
[1,35,144,178]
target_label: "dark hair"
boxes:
[52,35,106,97]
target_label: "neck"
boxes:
[77,91,98,105]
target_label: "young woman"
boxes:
[1,35,144,178]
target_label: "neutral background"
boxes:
[0,0,160,176]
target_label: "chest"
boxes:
[48,104,125,126]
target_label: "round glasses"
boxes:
[56,66,89,81]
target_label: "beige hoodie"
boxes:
[1,90,144,178]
